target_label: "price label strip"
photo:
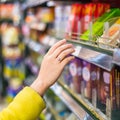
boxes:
[72,46,82,57]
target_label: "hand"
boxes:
[30,39,75,96]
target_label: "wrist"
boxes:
[30,78,47,96]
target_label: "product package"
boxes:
[80,8,120,41]
[54,5,71,37]
[97,68,115,111]
[114,65,120,110]
[66,3,83,37]
[6,77,23,103]
[63,57,83,94]
[82,3,96,32]
[98,18,120,47]
[4,58,25,81]
[82,61,92,100]
[69,57,83,93]
[82,61,100,103]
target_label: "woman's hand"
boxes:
[30,39,75,96]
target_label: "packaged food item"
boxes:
[63,65,73,87]
[67,4,83,36]
[25,8,36,24]
[91,64,99,107]
[99,69,112,105]
[82,61,92,100]
[94,3,104,19]
[54,5,71,37]
[2,26,19,45]
[82,3,96,32]
[6,77,23,103]
[98,18,120,47]
[80,8,120,41]
[3,46,22,59]
[103,3,110,13]
[36,7,55,23]
[4,58,25,80]
[114,66,120,109]
[82,62,100,102]
[63,57,83,93]
[0,4,14,19]
[29,29,38,41]
[68,57,83,93]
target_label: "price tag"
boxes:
[72,46,82,57]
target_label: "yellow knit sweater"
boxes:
[0,87,46,120]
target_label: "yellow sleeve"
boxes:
[0,87,46,120]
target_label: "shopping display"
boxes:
[0,3,21,24]
[0,2,25,101]
[98,18,120,47]
[0,0,120,120]
[80,8,120,41]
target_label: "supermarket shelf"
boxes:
[45,99,62,120]
[0,19,13,24]
[57,80,108,120]
[28,22,47,32]
[66,39,117,71]
[49,33,120,70]
[24,0,49,9]
[50,83,88,120]
[113,61,120,67]
[67,40,113,71]
[0,0,24,3]
[24,58,39,75]
[67,39,113,56]
[23,38,47,55]
[24,0,91,9]
[24,36,120,70]
[23,39,114,120]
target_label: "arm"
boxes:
[0,87,46,120]
[0,39,75,120]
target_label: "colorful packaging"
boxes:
[114,66,120,109]
[63,65,73,87]
[103,3,110,13]
[68,57,83,93]
[99,69,112,105]
[67,4,83,36]
[63,57,83,94]
[36,7,55,23]
[98,18,120,47]
[6,78,23,103]
[54,5,71,37]
[82,61,92,100]
[2,26,19,46]
[91,64,100,107]
[80,8,120,41]
[94,3,104,19]
[82,3,96,32]
[4,58,25,81]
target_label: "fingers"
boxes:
[48,39,66,55]
[53,43,74,58]
[61,56,75,66]
[57,48,75,62]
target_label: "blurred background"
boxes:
[0,0,120,120]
